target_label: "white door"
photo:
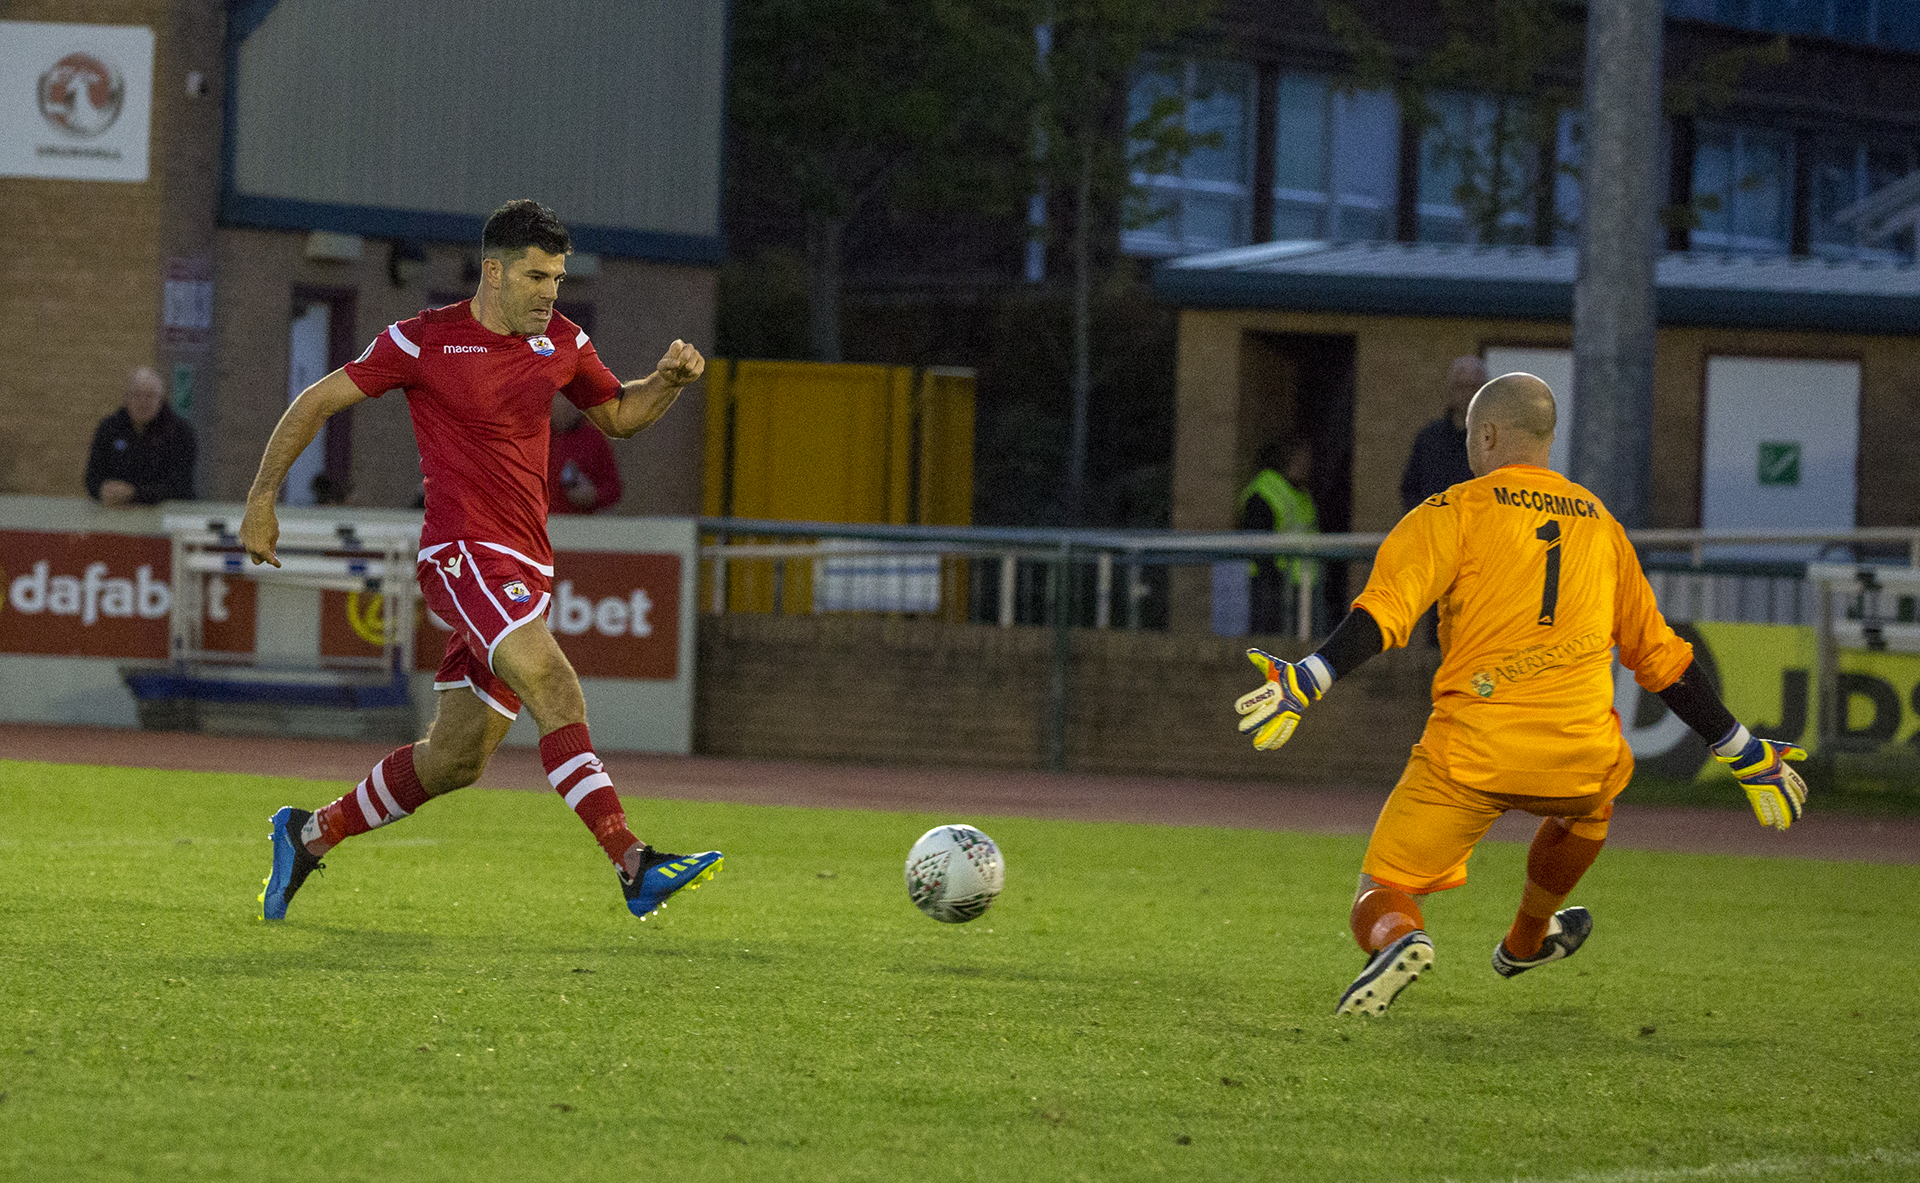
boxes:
[1701,357,1859,552]
[1482,346,1576,474]
[283,301,331,506]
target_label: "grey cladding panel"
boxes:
[233,0,723,238]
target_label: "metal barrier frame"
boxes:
[161,513,420,682]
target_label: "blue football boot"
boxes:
[260,806,324,921]
[618,846,723,919]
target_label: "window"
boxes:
[1125,58,1255,256]
[1551,109,1583,246]
[1416,92,1545,245]
[1689,121,1792,254]
[1807,138,1916,262]
[1270,74,1400,243]
[1548,112,1673,249]
[1666,0,1920,53]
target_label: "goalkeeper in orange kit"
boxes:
[1234,373,1808,1017]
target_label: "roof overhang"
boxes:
[1153,241,1920,335]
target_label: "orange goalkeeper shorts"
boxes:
[1359,745,1632,895]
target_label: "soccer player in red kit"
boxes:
[243,200,721,922]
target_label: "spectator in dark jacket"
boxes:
[85,366,196,506]
[1399,356,1484,511]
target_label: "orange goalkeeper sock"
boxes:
[1504,820,1604,959]
[1350,887,1425,954]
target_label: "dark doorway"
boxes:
[1236,331,1357,615]
[287,286,359,505]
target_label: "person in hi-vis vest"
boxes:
[1238,439,1319,635]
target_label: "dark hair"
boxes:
[482,199,570,260]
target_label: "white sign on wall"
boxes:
[1702,356,1859,552]
[0,21,154,183]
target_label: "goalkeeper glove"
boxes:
[1234,649,1328,751]
[1712,726,1809,831]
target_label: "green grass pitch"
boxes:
[1,761,1915,1183]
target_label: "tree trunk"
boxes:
[805,212,846,363]
[1065,20,1095,527]
[1067,123,1093,527]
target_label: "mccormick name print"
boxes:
[527,335,555,357]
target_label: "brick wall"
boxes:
[696,613,1440,786]
[0,1,174,499]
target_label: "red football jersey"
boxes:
[344,300,622,566]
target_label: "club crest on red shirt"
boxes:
[503,580,531,604]
[527,335,555,357]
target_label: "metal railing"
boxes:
[698,518,1920,771]
[698,518,1920,633]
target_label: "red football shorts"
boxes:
[417,540,553,719]
[1360,744,1631,894]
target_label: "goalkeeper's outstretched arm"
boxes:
[1234,607,1385,751]
[1652,661,1809,830]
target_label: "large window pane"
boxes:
[1690,122,1791,253]
[1419,92,1475,216]
[1274,75,1330,192]
[1124,58,1253,257]
[1188,61,1251,185]
[1271,73,1398,243]
[1272,199,1325,240]
[1418,91,1541,244]
[1692,123,1734,239]
[1331,88,1399,209]
[1881,1,1920,51]
[1806,138,1916,262]
[1806,140,1859,255]
[1182,193,1245,247]
[1552,109,1583,245]
[1734,128,1790,247]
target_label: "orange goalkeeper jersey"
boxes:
[1352,463,1694,795]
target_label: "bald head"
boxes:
[125,366,165,430]
[1464,372,1557,477]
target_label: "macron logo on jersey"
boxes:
[443,345,489,354]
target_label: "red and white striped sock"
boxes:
[540,723,639,869]
[305,744,429,855]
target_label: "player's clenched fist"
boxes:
[658,339,705,387]
[239,498,281,568]
[1235,648,1324,751]
[1714,734,1809,830]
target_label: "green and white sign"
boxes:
[1757,441,1801,487]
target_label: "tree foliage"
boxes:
[727,0,1038,361]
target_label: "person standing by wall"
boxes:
[1239,439,1319,635]
[548,393,623,514]
[85,366,196,506]
[1399,356,1484,511]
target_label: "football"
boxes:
[904,824,1005,923]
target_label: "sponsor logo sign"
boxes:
[39,51,122,137]
[0,530,253,658]
[1616,620,1920,777]
[1,22,154,182]
[339,550,681,681]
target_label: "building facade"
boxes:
[2,1,726,514]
